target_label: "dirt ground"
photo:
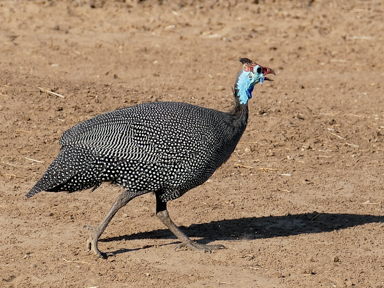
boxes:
[1,0,384,287]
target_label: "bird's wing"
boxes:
[59,106,172,163]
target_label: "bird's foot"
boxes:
[85,226,105,258]
[86,235,115,259]
[175,240,225,253]
[87,236,104,258]
[83,225,94,231]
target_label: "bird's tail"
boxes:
[25,147,95,198]
[26,184,44,198]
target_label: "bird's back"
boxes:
[27,101,246,200]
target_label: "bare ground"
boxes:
[1,0,384,287]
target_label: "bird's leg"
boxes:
[87,190,135,258]
[155,193,225,253]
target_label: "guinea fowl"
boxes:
[26,58,275,257]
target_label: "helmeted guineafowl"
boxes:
[26,58,275,257]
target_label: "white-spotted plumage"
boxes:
[27,102,245,202]
[26,58,275,257]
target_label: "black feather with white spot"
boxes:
[26,101,248,202]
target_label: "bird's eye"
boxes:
[256,66,262,74]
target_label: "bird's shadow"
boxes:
[99,212,384,255]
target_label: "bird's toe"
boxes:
[175,241,225,253]
[83,225,94,231]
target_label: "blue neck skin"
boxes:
[236,70,262,105]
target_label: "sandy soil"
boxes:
[1,0,384,287]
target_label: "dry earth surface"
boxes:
[1,0,384,287]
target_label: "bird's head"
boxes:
[235,58,275,105]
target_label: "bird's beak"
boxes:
[262,66,276,82]
[259,66,275,87]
